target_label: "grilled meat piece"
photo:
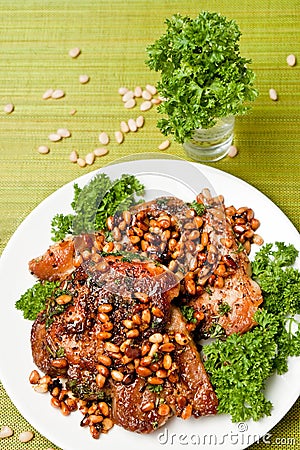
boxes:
[166,306,218,417]
[187,190,263,336]
[31,254,179,404]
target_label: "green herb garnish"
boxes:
[147,384,163,394]
[15,280,60,320]
[188,201,206,217]
[203,242,300,422]
[51,173,144,241]
[180,305,197,323]
[146,12,258,143]
[218,302,231,316]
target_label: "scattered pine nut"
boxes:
[118,87,128,95]
[69,108,77,115]
[122,91,134,102]
[228,145,238,158]
[42,88,54,100]
[136,115,145,128]
[99,132,110,145]
[3,103,14,114]
[146,84,157,95]
[38,145,50,155]
[51,89,65,99]
[269,88,278,101]
[142,90,152,100]
[79,74,90,84]
[0,425,14,439]
[151,98,161,105]
[48,133,62,142]
[57,128,71,138]
[69,150,78,162]
[18,431,34,443]
[120,120,130,133]
[85,152,95,165]
[140,100,152,111]
[134,86,142,97]
[286,54,296,67]
[94,147,108,157]
[115,130,124,144]
[124,98,136,109]
[69,47,81,58]
[128,118,137,132]
[77,157,86,168]
[158,139,170,150]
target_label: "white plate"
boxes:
[0,158,299,450]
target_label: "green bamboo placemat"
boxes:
[0,1,299,449]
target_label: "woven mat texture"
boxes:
[0,1,299,449]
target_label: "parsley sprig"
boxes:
[146,12,258,143]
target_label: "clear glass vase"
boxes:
[183,116,235,162]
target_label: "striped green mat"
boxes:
[0,1,299,449]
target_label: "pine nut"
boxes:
[122,90,134,102]
[269,88,278,101]
[152,306,164,318]
[94,147,108,157]
[98,331,112,340]
[158,140,170,151]
[181,404,193,420]
[111,370,124,382]
[0,426,13,438]
[69,108,77,115]
[29,369,40,384]
[51,358,68,368]
[151,97,161,105]
[115,130,124,144]
[228,144,238,158]
[85,152,95,165]
[286,54,296,66]
[123,319,135,329]
[156,369,168,378]
[57,128,71,138]
[253,234,264,245]
[104,342,120,353]
[149,333,163,343]
[128,118,137,132]
[4,103,14,114]
[141,401,155,412]
[147,376,164,385]
[48,133,61,142]
[124,98,136,109]
[19,431,34,443]
[42,88,54,99]
[127,329,139,338]
[98,304,113,313]
[56,294,72,305]
[60,401,71,416]
[146,84,157,95]
[89,425,100,439]
[142,309,151,323]
[175,332,189,346]
[99,401,110,416]
[136,115,145,128]
[140,100,152,111]
[51,397,61,408]
[142,89,152,100]
[123,210,131,224]
[158,403,170,416]
[38,145,50,154]
[34,383,48,393]
[79,74,90,84]
[99,132,109,145]
[51,89,65,99]
[134,86,142,97]
[89,414,103,424]
[148,343,159,357]
[69,47,81,58]
[102,418,114,432]
[120,120,130,133]
[96,373,106,388]
[163,354,172,370]
[69,150,78,162]
[97,354,112,366]
[160,342,175,352]
[118,87,128,95]
[136,366,152,377]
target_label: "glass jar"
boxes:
[183,116,235,162]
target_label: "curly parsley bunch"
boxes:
[146,12,258,143]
